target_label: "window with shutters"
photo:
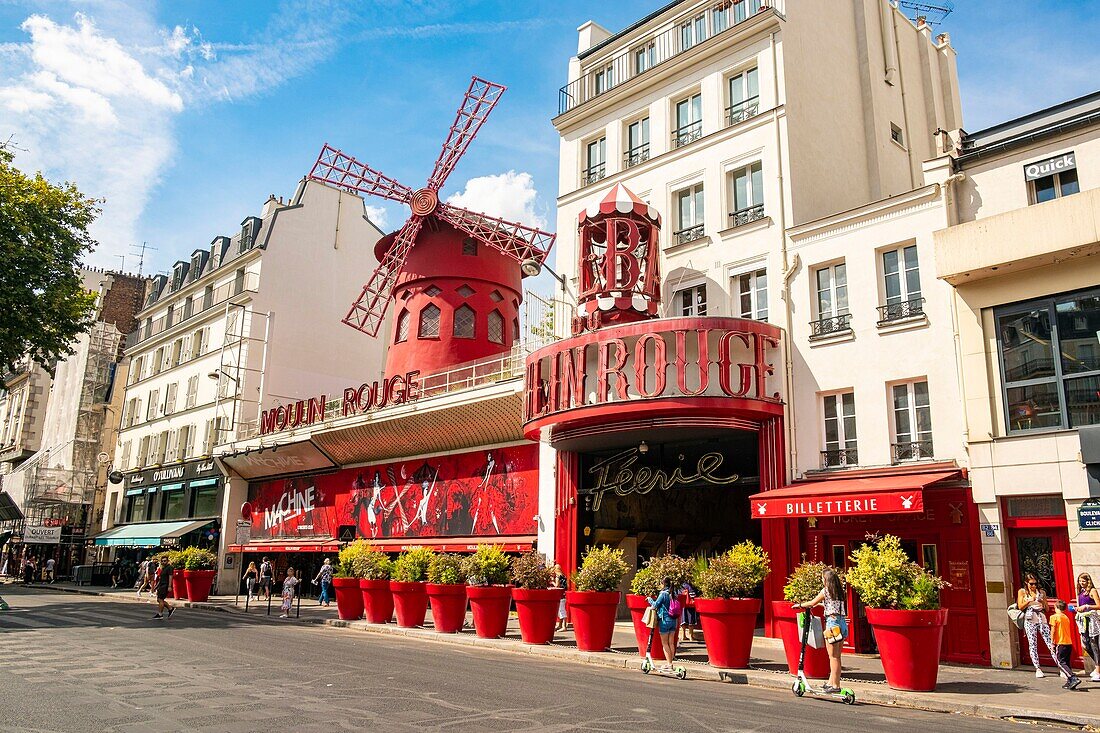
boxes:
[185,375,199,409]
[147,389,159,421]
[165,430,179,463]
[202,419,215,455]
[192,328,206,357]
[152,347,164,375]
[487,310,505,344]
[137,436,151,467]
[419,304,441,338]
[169,339,183,368]
[453,304,476,339]
[120,441,132,470]
[179,424,195,459]
[164,383,178,415]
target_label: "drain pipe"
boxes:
[941,172,973,451]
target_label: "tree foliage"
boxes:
[0,146,99,373]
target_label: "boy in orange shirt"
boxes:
[1051,600,1081,690]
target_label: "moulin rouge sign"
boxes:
[259,370,422,436]
[524,317,782,428]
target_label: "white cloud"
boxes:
[446,171,548,230]
[364,205,389,231]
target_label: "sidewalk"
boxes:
[19,581,1099,728]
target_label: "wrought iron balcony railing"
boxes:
[877,297,925,325]
[729,204,765,228]
[893,440,934,462]
[674,224,705,246]
[809,313,853,339]
[582,164,607,186]
[623,144,650,169]
[821,448,858,469]
[726,96,761,126]
[672,121,703,149]
[126,272,258,349]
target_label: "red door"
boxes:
[1008,526,1077,667]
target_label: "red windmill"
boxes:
[307,77,556,378]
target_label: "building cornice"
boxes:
[787,184,942,244]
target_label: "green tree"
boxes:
[0,146,99,373]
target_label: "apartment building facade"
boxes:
[98,180,387,559]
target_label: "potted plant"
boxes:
[356,546,395,624]
[846,534,949,692]
[775,561,832,679]
[426,553,467,633]
[390,547,434,628]
[180,547,218,602]
[462,545,512,639]
[165,550,187,600]
[627,554,694,660]
[568,545,629,652]
[509,550,561,644]
[694,541,770,669]
[335,540,379,621]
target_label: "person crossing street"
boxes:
[152,556,175,621]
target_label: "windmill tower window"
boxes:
[395,310,411,343]
[462,238,478,256]
[487,310,504,344]
[457,285,476,298]
[418,304,441,339]
[453,304,476,339]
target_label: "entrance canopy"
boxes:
[228,539,341,554]
[93,519,211,547]
[749,470,960,519]
[0,491,24,522]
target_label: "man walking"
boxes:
[153,556,175,620]
[44,556,56,583]
[259,556,274,601]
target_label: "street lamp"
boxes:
[520,258,568,293]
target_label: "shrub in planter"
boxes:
[390,547,434,628]
[176,547,218,602]
[335,540,386,621]
[627,554,695,659]
[569,546,629,652]
[694,542,770,669]
[774,561,833,678]
[510,551,561,644]
[163,550,187,600]
[463,545,512,639]
[426,553,467,633]
[846,534,949,691]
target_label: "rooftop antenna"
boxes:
[897,1,954,26]
[115,255,125,273]
[129,241,157,276]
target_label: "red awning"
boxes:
[748,471,960,519]
[228,536,537,554]
[228,540,341,553]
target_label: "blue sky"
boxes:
[1,0,1098,282]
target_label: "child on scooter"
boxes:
[793,568,847,694]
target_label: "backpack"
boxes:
[261,561,272,577]
[668,596,683,619]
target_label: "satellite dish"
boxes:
[108,471,124,485]
[97,451,111,464]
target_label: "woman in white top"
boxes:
[793,567,848,693]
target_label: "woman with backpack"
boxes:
[646,576,680,671]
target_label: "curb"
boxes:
[24,585,1097,729]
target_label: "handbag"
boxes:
[641,606,658,629]
[1006,603,1026,630]
[798,611,826,649]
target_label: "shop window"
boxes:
[734,268,767,321]
[453,304,476,339]
[675,284,707,317]
[126,492,147,523]
[822,391,857,468]
[395,310,411,343]
[162,488,186,520]
[997,288,1100,432]
[418,304,441,339]
[487,310,505,344]
[831,545,847,570]
[879,244,923,323]
[192,485,220,517]
[921,544,939,576]
[891,380,933,462]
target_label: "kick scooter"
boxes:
[640,625,687,679]
[791,611,855,704]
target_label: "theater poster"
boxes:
[245,444,538,541]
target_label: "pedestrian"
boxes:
[552,564,568,631]
[110,557,122,588]
[136,558,152,596]
[44,556,55,583]
[242,561,259,601]
[793,567,848,694]
[1050,600,1081,690]
[646,576,680,672]
[1075,572,1100,682]
[680,580,700,643]
[1017,573,1075,681]
[279,567,299,618]
[22,555,36,585]
[152,556,175,620]
[259,556,274,600]
[312,558,333,606]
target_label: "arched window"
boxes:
[418,304,441,338]
[487,310,504,344]
[513,318,520,342]
[395,309,411,342]
[453,304,476,339]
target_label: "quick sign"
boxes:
[751,491,925,519]
[1079,503,1100,530]
[25,525,62,544]
[1024,152,1075,181]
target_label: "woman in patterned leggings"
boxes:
[1017,573,1074,679]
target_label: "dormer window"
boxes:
[190,251,206,282]
[210,236,228,268]
[239,217,260,253]
[171,262,187,291]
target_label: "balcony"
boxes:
[623,144,650,169]
[557,1,780,115]
[726,96,761,127]
[893,440,934,462]
[672,120,703,149]
[821,448,858,469]
[582,163,607,187]
[126,272,258,349]
[674,224,705,246]
[809,313,853,340]
[728,204,765,228]
[877,297,925,325]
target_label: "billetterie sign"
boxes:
[259,370,421,436]
[752,491,925,519]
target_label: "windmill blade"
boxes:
[343,216,424,336]
[437,202,555,265]
[426,77,507,191]
[309,144,413,204]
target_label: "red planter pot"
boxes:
[467,585,511,638]
[333,577,364,620]
[359,578,393,624]
[696,597,761,669]
[771,601,831,679]
[513,588,563,645]
[866,607,949,692]
[183,569,216,603]
[426,583,467,633]
[567,591,620,652]
[170,571,188,601]
[627,594,665,660]
[390,581,429,628]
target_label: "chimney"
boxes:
[577,21,612,55]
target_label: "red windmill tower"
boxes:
[306,77,556,378]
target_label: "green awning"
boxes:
[93,519,211,547]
